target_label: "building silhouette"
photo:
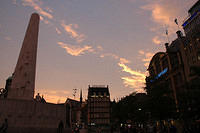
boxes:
[146,0,200,118]
[87,85,111,133]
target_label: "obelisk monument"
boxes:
[7,13,40,100]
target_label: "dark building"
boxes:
[65,98,82,129]
[146,1,200,119]
[182,0,200,37]
[87,85,111,133]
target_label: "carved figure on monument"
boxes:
[35,93,42,102]
[0,88,7,98]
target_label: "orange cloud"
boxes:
[100,53,119,60]
[118,62,146,93]
[55,27,61,35]
[119,58,130,64]
[97,45,103,51]
[118,63,146,78]
[144,62,149,67]
[61,22,85,43]
[22,0,53,19]
[141,2,176,30]
[138,50,145,55]
[138,50,154,67]
[99,52,145,92]
[152,36,162,45]
[58,41,94,56]
[35,89,69,104]
[141,0,196,46]
[121,76,145,93]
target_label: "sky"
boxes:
[0,0,197,103]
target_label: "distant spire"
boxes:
[80,89,82,104]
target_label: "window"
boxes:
[174,73,183,88]
[189,45,192,53]
[155,62,161,74]
[162,57,168,70]
[192,56,196,63]
[170,54,179,69]
[198,52,200,61]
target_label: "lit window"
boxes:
[198,52,200,61]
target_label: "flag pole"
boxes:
[165,25,170,43]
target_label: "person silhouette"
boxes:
[0,119,8,133]
[58,120,64,133]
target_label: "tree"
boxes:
[145,78,177,121]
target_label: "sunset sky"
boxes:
[0,0,197,103]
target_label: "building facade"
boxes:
[146,1,200,119]
[87,85,111,133]
[65,98,82,129]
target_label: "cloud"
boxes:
[141,1,179,31]
[61,22,85,43]
[138,50,154,67]
[141,0,196,45]
[55,27,61,35]
[141,0,196,28]
[21,0,53,19]
[138,50,145,55]
[118,63,146,78]
[99,52,145,92]
[152,36,162,45]
[97,45,103,51]
[35,89,69,103]
[45,7,53,13]
[118,62,146,93]
[119,58,130,64]
[58,41,94,56]
[100,53,119,60]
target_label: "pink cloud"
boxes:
[21,0,53,19]
[152,36,162,45]
[141,0,196,44]
[138,50,154,67]
[55,27,61,35]
[61,22,86,43]
[58,41,94,56]
[118,62,146,93]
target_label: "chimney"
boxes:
[165,43,169,50]
[176,30,183,38]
